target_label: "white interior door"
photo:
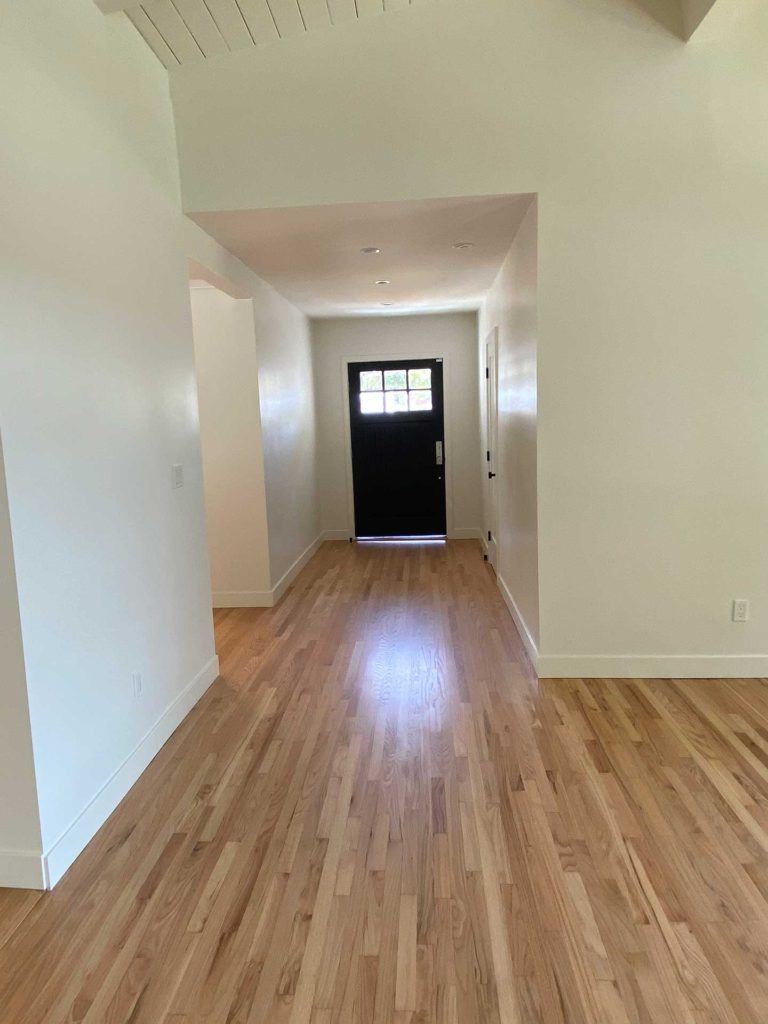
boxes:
[485,331,499,570]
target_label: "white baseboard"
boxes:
[42,654,220,889]
[213,590,274,608]
[537,654,768,679]
[214,535,333,610]
[449,527,482,541]
[494,576,768,679]
[0,847,46,889]
[271,534,325,604]
[496,574,540,671]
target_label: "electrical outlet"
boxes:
[132,671,143,698]
[172,464,184,489]
[732,599,750,623]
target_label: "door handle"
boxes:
[488,471,496,479]
[436,441,443,466]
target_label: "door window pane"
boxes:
[384,369,407,390]
[409,390,433,412]
[408,368,431,390]
[360,392,384,414]
[360,370,382,392]
[385,390,408,414]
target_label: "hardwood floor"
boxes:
[2,539,768,1023]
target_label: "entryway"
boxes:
[347,358,446,538]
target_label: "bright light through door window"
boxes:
[360,392,384,414]
[360,368,433,415]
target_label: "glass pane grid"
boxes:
[408,368,431,390]
[385,390,408,413]
[384,369,407,390]
[359,367,434,414]
[409,390,432,411]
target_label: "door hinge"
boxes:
[485,367,490,379]
[487,530,492,542]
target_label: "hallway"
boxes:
[2,540,768,1023]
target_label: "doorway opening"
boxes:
[347,358,447,538]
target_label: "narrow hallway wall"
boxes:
[190,284,271,607]
[185,221,320,599]
[479,201,539,657]
[0,434,43,886]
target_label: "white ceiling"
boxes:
[191,194,533,317]
[96,0,421,69]
[94,0,713,69]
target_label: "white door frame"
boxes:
[484,328,500,569]
[340,350,455,538]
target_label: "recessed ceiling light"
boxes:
[361,247,381,255]
[380,302,394,307]
[375,280,391,286]
[452,241,474,249]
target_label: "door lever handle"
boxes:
[488,471,496,479]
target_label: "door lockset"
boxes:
[435,441,443,466]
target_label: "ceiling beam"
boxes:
[94,1,136,13]
[681,0,719,38]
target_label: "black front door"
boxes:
[348,359,446,537]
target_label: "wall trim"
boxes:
[536,653,768,680]
[213,534,334,609]
[496,573,540,672]
[449,527,481,541]
[213,590,274,608]
[0,847,46,889]
[494,577,768,679]
[42,654,220,889]
[271,534,325,604]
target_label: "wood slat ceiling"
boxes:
[110,0,421,69]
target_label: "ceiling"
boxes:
[95,0,414,69]
[94,0,719,68]
[190,194,533,317]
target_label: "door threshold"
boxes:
[355,535,447,542]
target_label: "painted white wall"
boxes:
[171,0,768,677]
[479,203,539,652]
[312,314,482,539]
[190,285,271,607]
[0,0,218,886]
[184,220,320,595]
[254,296,319,589]
[0,435,44,887]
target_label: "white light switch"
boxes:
[172,464,184,489]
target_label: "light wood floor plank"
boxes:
[1,540,767,1023]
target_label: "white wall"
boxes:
[479,203,539,653]
[312,314,482,539]
[254,297,319,589]
[0,0,218,886]
[0,435,44,887]
[171,0,768,677]
[185,221,320,596]
[190,285,271,607]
